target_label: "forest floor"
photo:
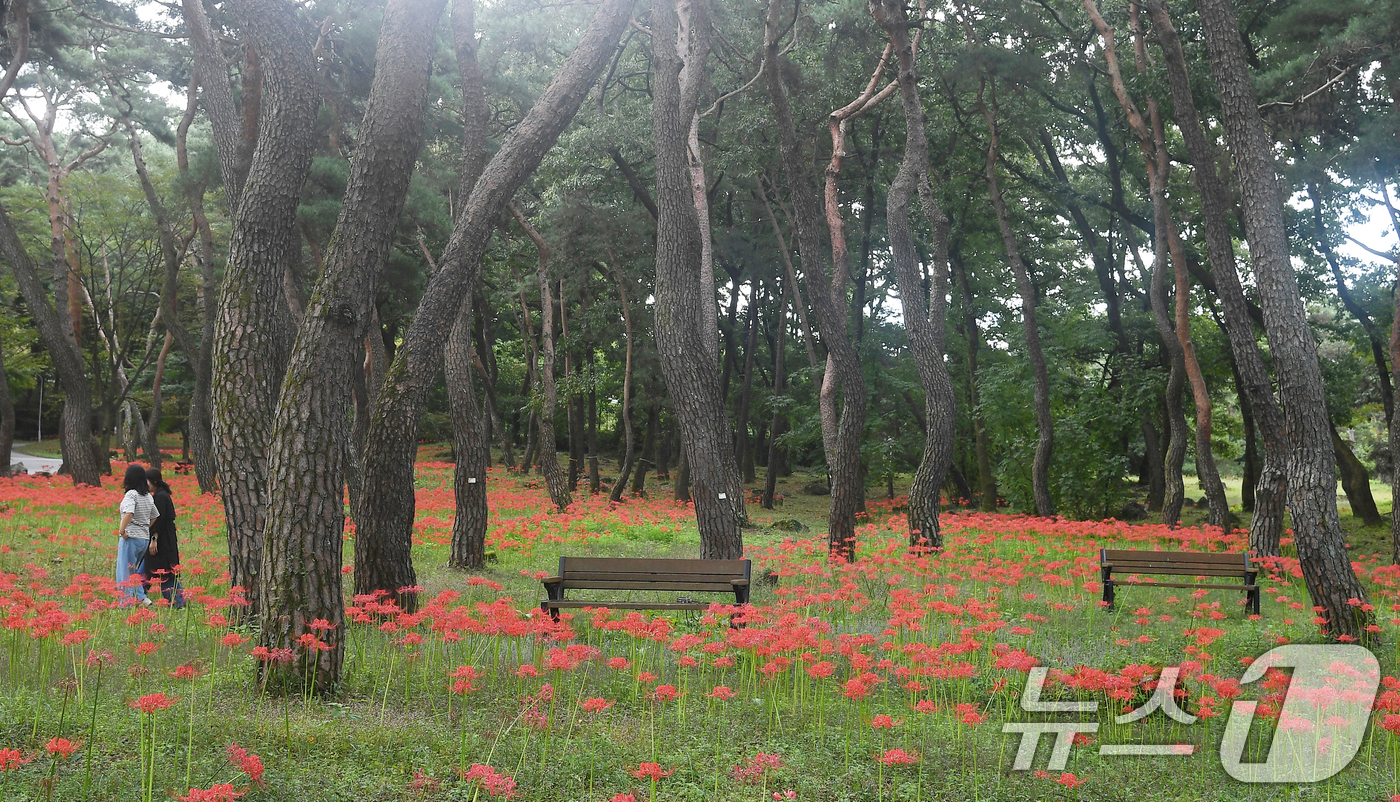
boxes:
[1,453,1399,801]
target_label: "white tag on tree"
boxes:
[468,478,478,484]
[718,493,727,500]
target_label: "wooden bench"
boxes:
[540,557,751,623]
[1099,549,1259,615]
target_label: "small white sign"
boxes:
[468,478,478,484]
[718,493,727,500]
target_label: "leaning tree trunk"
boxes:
[352,0,638,607]
[1192,0,1372,639]
[445,0,492,571]
[513,204,572,511]
[1332,424,1383,525]
[979,85,1053,517]
[872,0,956,548]
[650,0,746,557]
[765,0,864,559]
[952,250,997,511]
[213,0,318,615]
[0,204,101,486]
[1146,0,1287,556]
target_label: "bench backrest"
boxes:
[557,557,751,592]
[1100,549,1252,577]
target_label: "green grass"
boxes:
[1,459,1399,801]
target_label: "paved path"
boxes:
[8,443,62,475]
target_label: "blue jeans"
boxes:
[116,536,149,603]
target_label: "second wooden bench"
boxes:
[1099,549,1260,615]
[539,557,752,623]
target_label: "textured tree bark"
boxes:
[446,296,489,569]
[352,0,637,604]
[609,263,637,504]
[1332,424,1382,525]
[177,75,219,493]
[144,333,174,468]
[1146,0,1287,555]
[1142,417,1166,512]
[765,0,865,558]
[513,205,572,511]
[735,281,760,484]
[213,0,318,616]
[651,0,746,557]
[0,204,101,486]
[762,275,790,510]
[181,0,253,214]
[586,347,600,492]
[444,0,492,571]
[979,85,1053,517]
[951,248,996,511]
[257,0,447,692]
[872,0,957,547]
[0,332,12,479]
[1191,0,1372,637]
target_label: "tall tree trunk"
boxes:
[952,247,996,511]
[259,0,446,692]
[0,335,11,478]
[650,0,745,556]
[765,0,865,559]
[610,263,636,504]
[445,0,492,570]
[1142,417,1166,511]
[352,0,637,605]
[0,205,101,486]
[513,204,572,510]
[213,0,318,615]
[177,74,220,492]
[1146,0,1287,556]
[763,275,790,510]
[978,83,1053,517]
[1191,0,1372,637]
[873,0,957,547]
[587,346,600,492]
[144,332,174,468]
[631,398,658,495]
[735,280,760,484]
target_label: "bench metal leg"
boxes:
[1101,566,1114,611]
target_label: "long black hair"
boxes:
[123,464,150,495]
[145,467,170,495]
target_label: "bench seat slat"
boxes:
[562,572,746,583]
[541,601,712,610]
[1112,581,1257,591]
[1104,565,1251,577]
[559,558,750,574]
[1102,550,1247,565]
[559,580,740,592]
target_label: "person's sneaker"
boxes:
[141,598,153,606]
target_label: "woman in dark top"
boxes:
[144,467,185,608]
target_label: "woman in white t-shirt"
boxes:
[116,464,159,605]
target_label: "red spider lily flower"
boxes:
[461,763,517,798]
[226,744,265,787]
[1056,772,1086,789]
[635,671,657,684]
[43,737,81,759]
[308,618,336,631]
[407,770,441,793]
[85,650,114,667]
[869,715,901,729]
[608,795,635,802]
[128,693,178,714]
[515,664,540,679]
[61,629,93,646]
[877,749,920,765]
[581,697,614,713]
[705,686,735,700]
[651,684,683,702]
[174,783,247,802]
[170,663,203,680]
[913,700,939,714]
[628,763,674,782]
[134,641,160,657]
[605,657,630,671]
[773,792,797,801]
[0,748,35,772]
[221,633,248,648]
[732,752,784,784]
